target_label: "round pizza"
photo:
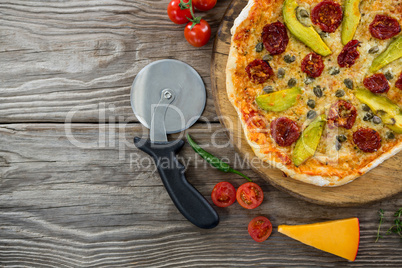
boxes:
[226,0,402,186]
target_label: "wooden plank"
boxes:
[0,0,232,123]
[0,123,401,267]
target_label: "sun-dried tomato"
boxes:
[395,72,402,90]
[245,59,274,84]
[369,14,401,40]
[311,0,343,33]
[327,100,357,129]
[363,73,390,94]
[261,21,289,55]
[270,117,301,147]
[353,128,382,153]
[338,40,360,68]
[301,53,325,78]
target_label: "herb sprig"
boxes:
[386,208,402,238]
[179,0,201,29]
[376,208,402,242]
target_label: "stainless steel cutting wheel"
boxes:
[131,59,206,134]
[131,59,219,229]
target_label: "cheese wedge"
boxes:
[278,218,360,261]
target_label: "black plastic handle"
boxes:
[134,137,219,229]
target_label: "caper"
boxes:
[373,116,382,124]
[277,68,285,78]
[262,54,273,61]
[386,131,395,140]
[307,110,317,119]
[298,7,309,18]
[296,7,311,27]
[363,112,374,121]
[288,78,297,87]
[335,140,342,151]
[328,66,340,75]
[284,55,296,63]
[376,109,386,116]
[385,70,394,81]
[307,99,316,109]
[255,42,263,53]
[263,86,274,93]
[336,134,347,143]
[343,78,354,89]
[304,77,315,85]
[319,31,329,38]
[335,89,345,98]
[368,46,379,54]
[362,104,371,112]
[388,118,396,125]
[313,85,323,98]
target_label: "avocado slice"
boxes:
[256,87,302,112]
[292,115,326,167]
[283,0,332,56]
[355,88,402,133]
[370,35,402,73]
[341,0,361,45]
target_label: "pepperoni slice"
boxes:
[270,117,301,147]
[338,40,360,68]
[311,0,343,33]
[245,59,274,84]
[363,73,390,94]
[261,21,289,55]
[327,100,357,130]
[369,14,401,40]
[301,53,325,78]
[353,128,382,153]
[395,73,402,90]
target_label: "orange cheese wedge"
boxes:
[278,218,360,261]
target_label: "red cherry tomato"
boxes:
[248,216,273,242]
[236,182,264,209]
[167,0,193,25]
[211,182,236,207]
[193,0,217,11]
[184,19,211,47]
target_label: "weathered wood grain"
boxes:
[0,123,401,267]
[0,0,231,123]
[1,0,401,267]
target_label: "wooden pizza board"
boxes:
[210,0,402,206]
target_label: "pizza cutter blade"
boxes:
[131,59,219,229]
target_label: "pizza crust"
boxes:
[226,0,402,187]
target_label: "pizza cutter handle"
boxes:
[134,137,219,229]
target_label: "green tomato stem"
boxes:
[179,0,202,29]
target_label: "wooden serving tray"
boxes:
[210,0,402,206]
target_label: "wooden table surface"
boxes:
[0,0,401,267]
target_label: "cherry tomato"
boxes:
[248,216,273,242]
[211,182,236,207]
[184,19,211,47]
[193,0,217,11]
[236,182,264,209]
[167,0,193,25]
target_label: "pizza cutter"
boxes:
[131,59,219,229]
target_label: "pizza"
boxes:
[226,0,402,186]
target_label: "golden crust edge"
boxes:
[225,0,402,187]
